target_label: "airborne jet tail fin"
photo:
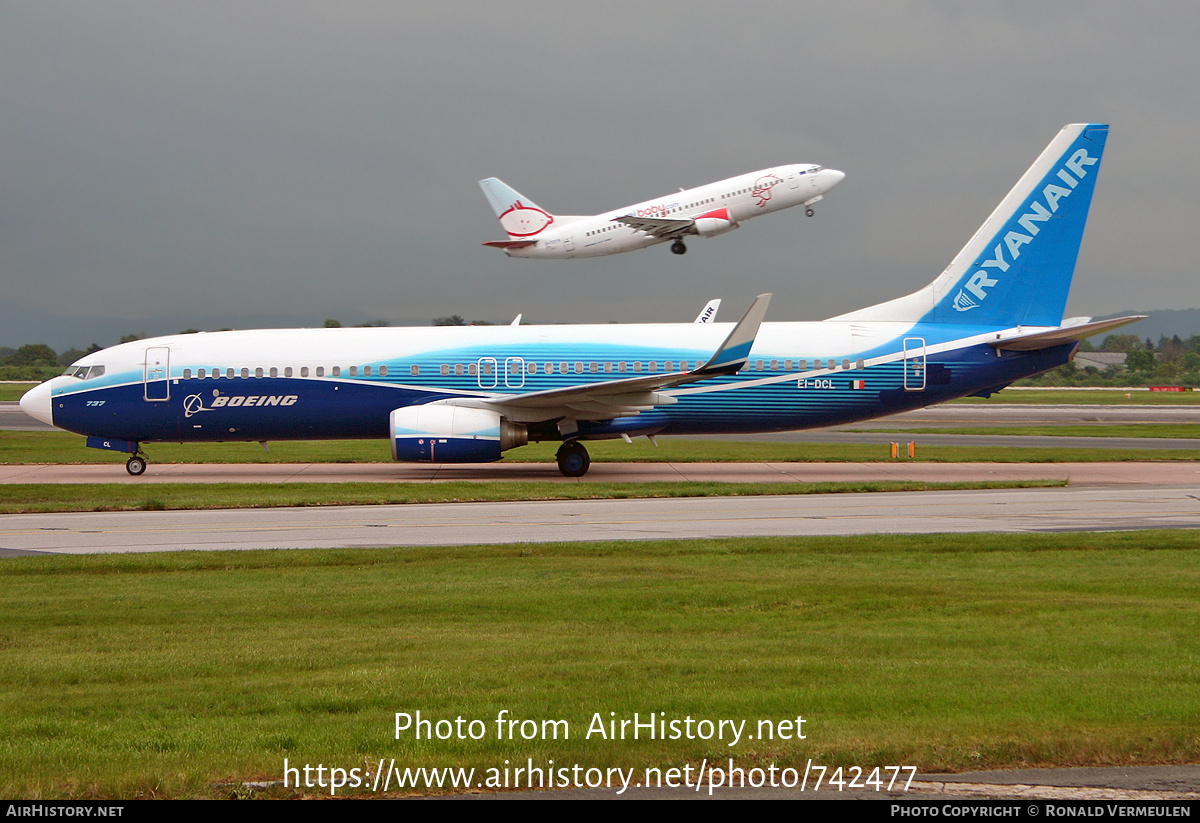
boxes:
[832,124,1109,328]
[479,177,560,241]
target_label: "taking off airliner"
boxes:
[480,163,845,258]
[22,125,1138,478]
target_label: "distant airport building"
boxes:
[1074,352,1127,371]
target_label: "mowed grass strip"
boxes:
[4,431,1200,466]
[2,531,1198,798]
[0,479,1066,514]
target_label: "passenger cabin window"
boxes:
[379,365,387,377]
[316,367,325,377]
[410,365,420,376]
[332,366,341,377]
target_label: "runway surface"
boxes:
[4,483,1200,555]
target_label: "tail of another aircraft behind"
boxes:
[833,123,1109,328]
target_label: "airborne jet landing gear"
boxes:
[555,441,590,477]
[805,208,815,217]
[670,240,687,255]
[125,454,147,476]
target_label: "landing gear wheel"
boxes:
[805,208,815,217]
[670,240,687,255]
[555,441,591,478]
[126,456,147,476]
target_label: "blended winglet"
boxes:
[699,293,771,373]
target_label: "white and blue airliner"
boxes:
[21,124,1138,478]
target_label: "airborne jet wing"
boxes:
[612,214,697,239]
[449,294,771,421]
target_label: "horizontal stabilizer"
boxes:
[483,239,538,249]
[989,315,1145,351]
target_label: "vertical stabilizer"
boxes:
[833,124,1108,328]
[479,177,557,239]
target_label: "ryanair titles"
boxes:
[952,146,1098,312]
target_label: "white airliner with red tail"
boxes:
[480,163,845,258]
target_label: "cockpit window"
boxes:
[63,365,105,380]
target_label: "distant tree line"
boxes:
[1020,333,1200,387]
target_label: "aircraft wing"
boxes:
[612,214,697,239]
[989,316,1145,351]
[451,294,771,420]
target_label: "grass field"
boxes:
[2,531,1198,798]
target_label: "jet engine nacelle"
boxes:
[692,216,738,238]
[391,405,527,463]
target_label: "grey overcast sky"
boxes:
[2,2,1198,348]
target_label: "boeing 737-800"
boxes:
[480,163,845,258]
[22,125,1137,478]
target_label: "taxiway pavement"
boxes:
[4,484,1200,555]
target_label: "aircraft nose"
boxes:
[825,169,846,187]
[19,381,55,427]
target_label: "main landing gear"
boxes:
[555,441,591,477]
[670,240,687,255]
[125,454,148,476]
